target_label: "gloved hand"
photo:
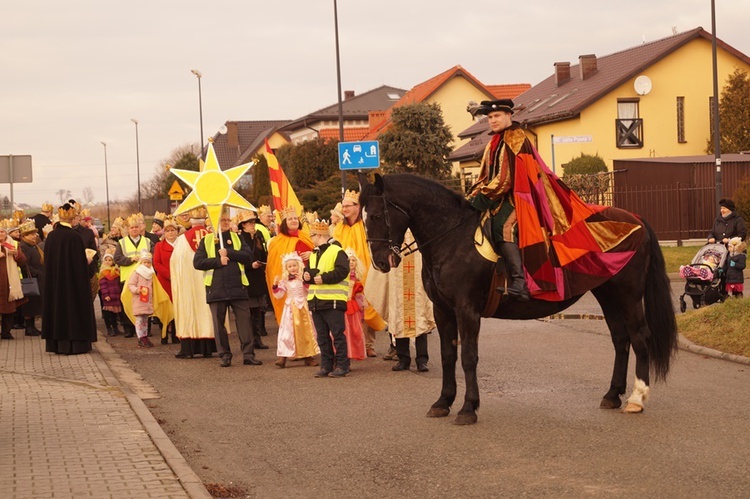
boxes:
[730,260,736,267]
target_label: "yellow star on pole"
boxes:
[171,141,255,236]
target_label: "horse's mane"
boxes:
[377,174,472,213]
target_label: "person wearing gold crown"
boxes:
[265,205,313,325]
[114,213,153,337]
[0,220,28,340]
[147,211,167,245]
[71,205,100,302]
[194,207,261,368]
[303,219,350,377]
[256,205,273,244]
[41,202,97,353]
[33,203,54,241]
[333,189,388,357]
[153,216,180,344]
[18,220,44,336]
[171,207,217,358]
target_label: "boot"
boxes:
[106,325,117,337]
[496,242,530,302]
[251,310,269,349]
[275,357,286,368]
[258,310,268,336]
[304,357,319,366]
[24,318,41,336]
[124,326,135,338]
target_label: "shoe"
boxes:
[417,363,429,372]
[253,340,269,350]
[112,326,124,335]
[328,367,350,378]
[220,357,231,367]
[106,326,117,337]
[175,352,193,359]
[137,337,153,348]
[314,369,332,378]
[304,357,319,367]
[392,362,410,372]
[243,358,262,366]
[124,330,135,338]
[171,334,180,344]
[275,357,286,368]
[24,327,41,337]
[1,332,14,340]
[161,337,168,345]
[366,347,377,358]
[383,347,398,361]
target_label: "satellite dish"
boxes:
[634,75,652,96]
[218,124,228,134]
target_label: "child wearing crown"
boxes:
[127,251,155,348]
[271,252,320,368]
[343,248,367,360]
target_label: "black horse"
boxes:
[359,173,678,425]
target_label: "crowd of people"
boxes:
[5,190,435,379]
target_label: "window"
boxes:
[677,97,686,143]
[616,98,643,148]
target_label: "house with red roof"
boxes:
[451,27,750,178]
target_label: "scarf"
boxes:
[5,249,23,301]
[135,264,154,280]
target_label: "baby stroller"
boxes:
[678,243,729,312]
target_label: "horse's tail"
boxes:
[643,219,678,381]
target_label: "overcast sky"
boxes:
[1,0,747,208]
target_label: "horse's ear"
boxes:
[374,173,384,194]
[357,171,370,190]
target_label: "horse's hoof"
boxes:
[453,413,478,425]
[600,397,622,410]
[427,407,450,418]
[622,402,644,414]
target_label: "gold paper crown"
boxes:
[19,220,37,235]
[153,211,166,221]
[12,210,25,222]
[189,207,207,220]
[0,219,18,229]
[41,203,53,212]
[309,219,330,235]
[343,189,360,205]
[126,213,144,227]
[258,205,272,216]
[162,215,179,230]
[58,203,78,220]
[304,211,318,225]
[281,252,303,266]
[235,209,257,225]
[79,208,91,218]
[281,205,298,220]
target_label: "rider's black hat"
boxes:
[477,99,514,115]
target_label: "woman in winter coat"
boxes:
[0,225,28,340]
[18,222,44,336]
[708,198,746,245]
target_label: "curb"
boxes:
[546,313,750,367]
[91,333,213,499]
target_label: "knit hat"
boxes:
[719,198,736,212]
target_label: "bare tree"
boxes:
[56,189,71,204]
[82,186,95,205]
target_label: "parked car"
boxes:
[92,218,104,235]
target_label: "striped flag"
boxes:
[265,139,303,215]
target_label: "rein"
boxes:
[366,193,475,258]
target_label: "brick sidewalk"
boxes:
[0,332,209,498]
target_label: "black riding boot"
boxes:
[496,242,530,302]
[251,309,268,349]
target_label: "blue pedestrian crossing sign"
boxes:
[338,140,380,170]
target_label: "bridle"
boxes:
[364,192,475,259]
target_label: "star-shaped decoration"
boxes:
[171,141,255,235]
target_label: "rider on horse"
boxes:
[466,99,531,301]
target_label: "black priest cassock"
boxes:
[42,209,97,355]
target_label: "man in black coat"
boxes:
[32,203,54,241]
[193,211,261,368]
[41,203,97,355]
[72,213,100,302]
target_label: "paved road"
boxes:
[106,279,750,498]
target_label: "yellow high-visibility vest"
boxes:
[202,232,248,287]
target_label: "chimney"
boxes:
[579,54,598,80]
[344,90,355,100]
[227,122,239,148]
[554,62,571,86]
[368,110,387,132]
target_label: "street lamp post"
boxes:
[191,69,204,158]
[333,0,346,194]
[101,141,111,231]
[710,0,722,210]
[130,118,142,213]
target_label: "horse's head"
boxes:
[359,173,409,272]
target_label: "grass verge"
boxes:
[661,245,703,274]
[676,298,750,358]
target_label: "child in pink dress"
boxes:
[343,248,366,360]
[127,251,155,348]
[271,252,319,368]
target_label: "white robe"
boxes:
[170,233,215,339]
